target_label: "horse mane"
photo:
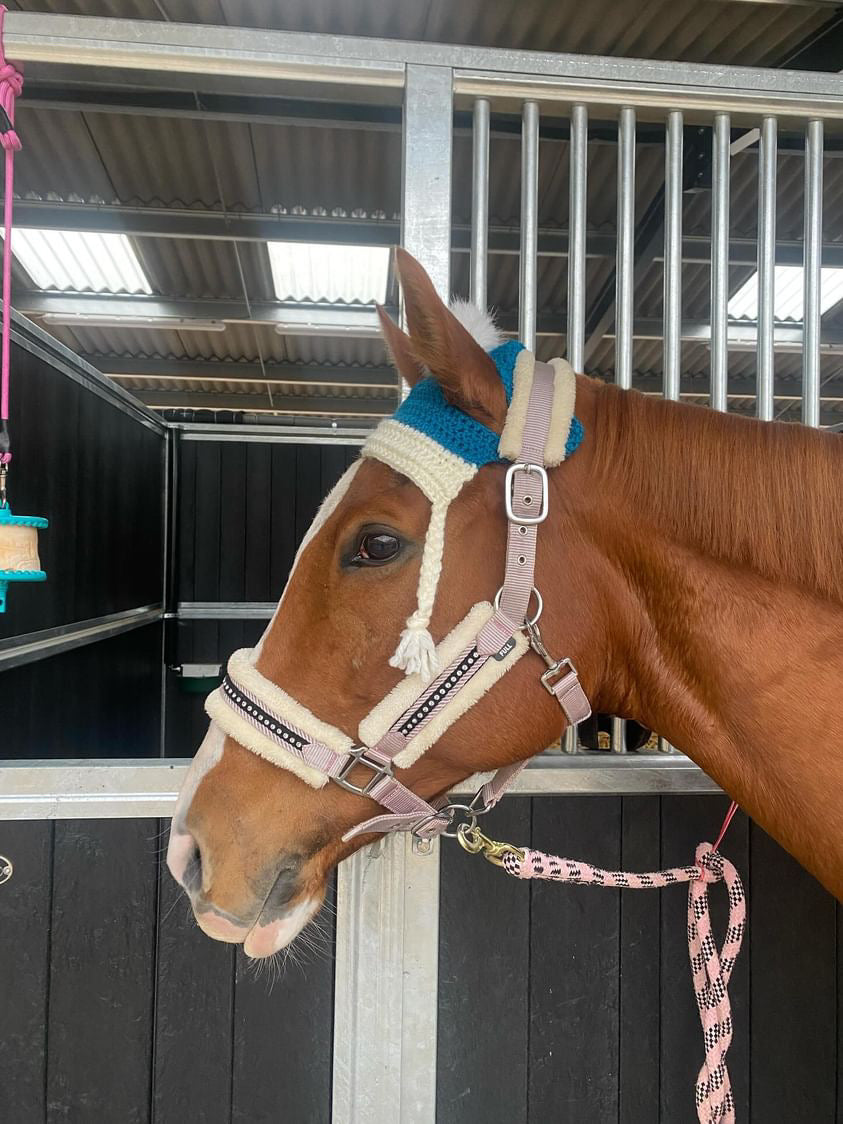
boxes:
[591,383,843,606]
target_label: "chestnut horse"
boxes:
[168,248,843,959]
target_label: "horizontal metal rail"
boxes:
[0,755,722,820]
[175,423,368,444]
[176,602,276,620]
[26,292,843,347]
[12,204,843,267]
[0,605,163,671]
[7,16,843,120]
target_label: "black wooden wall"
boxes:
[166,438,359,757]
[1,324,166,759]
[3,798,840,1123]
[438,795,843,1124]
[1,330,164,639]
[0,818,336,1124]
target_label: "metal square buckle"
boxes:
[505,462,548,525]
[335,746,394,796]
[540,657,577,695]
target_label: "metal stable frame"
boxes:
[0,13,840,1123]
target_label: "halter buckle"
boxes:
[540,657,577,694]
[505,462,548,525]
[335,745,394,797]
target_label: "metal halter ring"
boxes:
[493,585,543,629]
[411,802,480,841]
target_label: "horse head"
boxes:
[166,248,615,957]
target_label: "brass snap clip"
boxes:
[456,824,525,868]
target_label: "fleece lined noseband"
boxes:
[205,343,592,841]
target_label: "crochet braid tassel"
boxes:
[389,619,438,681]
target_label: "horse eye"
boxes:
[353,532,400,565]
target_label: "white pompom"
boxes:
[389,625,439,681]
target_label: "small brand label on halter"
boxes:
[494,636,517,661]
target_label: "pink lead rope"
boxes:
[0,4,22,472]
[499,799,744,1124]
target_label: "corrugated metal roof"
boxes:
[7,0,843,416]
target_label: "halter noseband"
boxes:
[206,351,592,842]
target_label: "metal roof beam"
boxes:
[20,292,390,334]
[21,291,843,349]
[13,206,843,268]
[88,356,396,386]
[136,389,395,414]
[24,84,843,152]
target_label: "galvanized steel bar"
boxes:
[470,97,490,310]
[8,15,843,119]
[710,113,731,412]
[333,833,441,1124]
[802,119,824,428]
[615,106,636,392]
[757,117,778,422]
[0,605,163,671]
[659,114,685,755]
[567,104,588,373]
[612,105,636,753]
[0,754,724,821]
[663,110,684,404]
[401,65,453,301]
[519,100,540,349]
[176,601,277,619]
[564,103,587,755]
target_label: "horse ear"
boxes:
[393,247,507,431]
[376,304,425,389]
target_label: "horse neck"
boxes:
[568,380,843,898]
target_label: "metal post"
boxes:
[567,104,588,373]
[757,116,777,422]
[710,113,731,412]
[659,110,683,754]
[519,100,540,349]
[333,834,441,1124]
[663,110,683,404]
[615,106,636,393]
[802,118,823,429]
[612,105,635,753]
[400,64,454,301]
[470,97,490,310]
[564,103,587,754]
[331,63,452,1124]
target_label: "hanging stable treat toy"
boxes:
[0,5,47,614]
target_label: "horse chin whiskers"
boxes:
[243,895,321,959]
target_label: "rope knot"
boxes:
[0,63,22,89]
[694,843,723,884]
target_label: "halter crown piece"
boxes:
[205,319,592,840]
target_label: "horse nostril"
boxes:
[166,828,202,893]
[182,841,202,894]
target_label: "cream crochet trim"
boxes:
[205,688,329,789]
[359,601,493,746]
[498,352,578,468]
[362,420,477,680]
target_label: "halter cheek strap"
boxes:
[206,353,591,839]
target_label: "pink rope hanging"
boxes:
[501,802,745,1124]
[0,3,23,470]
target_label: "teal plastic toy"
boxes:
[0,504,48,612]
